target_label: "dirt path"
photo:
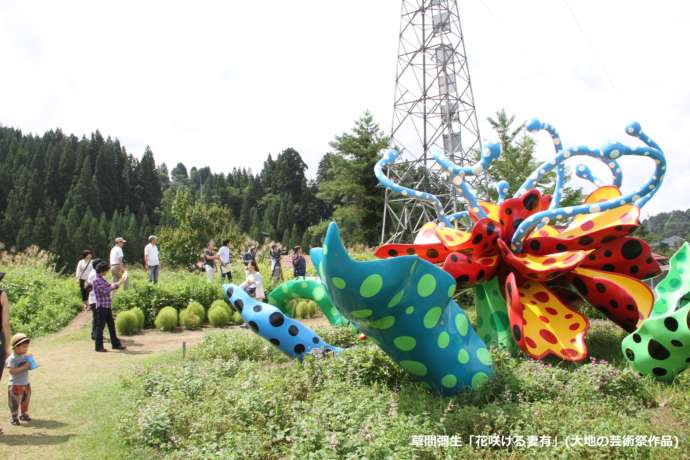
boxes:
[0,312,331,459]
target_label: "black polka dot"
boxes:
[487,222,495,235]
[234,299,244,312]
[627,304,635,311]
[406,248,416,255]
[646,257,653,264]
[602,264,615,272]
[294,344,305,354]
[270,338,280,346]
[579,236,594,246]
[388,249,398,257]
[507,283,513,296]
[477,270,485,280]
[595,283,606,294]
[604,250,612,257]
[648,339,670,360]
[427,248,439,259]
[588,254,596,261]
[505,208,513,215]
[664,317,678,332]
[288,325,299,336]
[312,336,320,344]
[523,193,538,211]
[457,274,470,285]
[556,244,567,252]
[253,304,262,312]
[625,348,635,361]
[450,254,459,262]
[572,277,588,295]
[248,321,259,333]
[528,273,538,279]
[621,240,643,260]
[610,300,619,308]
[512,325,522,341]
[630,265,639,274]
[633,333,641,343]
[269,312,285,327]
[652,367,668,377]
[530,240,541,251]
[602,236,617,244]
[472,234,483,245]
[687,309,690,330]
[615,225,623,231]
[226,287,234,298]
[671,339,683,347]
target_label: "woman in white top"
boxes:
[75,250,93,309]
[240,260,265,301]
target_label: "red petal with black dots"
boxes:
[442,252,498,289]
[505,273,527,351]
[499,189,543,242]
[565,267,654,332]
[446,218,501,257]
[540,194,552,211]
[579,237,660,280]
[497,239,585,282]
[523,225,636,255]
[374,243,448,264]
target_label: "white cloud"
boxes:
[0,0,688,216]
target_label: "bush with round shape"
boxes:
[116,310,139,336]
[131,307,145,330]
[155,307,178,332]
[180,308,202,330]
[231,311,243,325]
[307,300,317,318]
[294,301,307,319]
[208,305,230,328]
[187,301,206,323]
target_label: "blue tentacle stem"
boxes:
[510,124,666,252]
[496,180,509,203]
[575,164,605,187]
[433,143,501,219]
[375,149,452,227]
[526,118,566,208]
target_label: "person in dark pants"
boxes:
[84,258,102,341]
[291,246,306,279]
[91,261,127,352]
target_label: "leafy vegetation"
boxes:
[114,327,689,459]
[115,310,141,336]
[154,307,178,332]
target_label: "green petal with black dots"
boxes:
[473,277,515,349]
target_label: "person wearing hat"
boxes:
[6,333,33,425]
[291,246,306,279]
[144,235,160,284]
[110,237,128,291]
[92,260,127,352]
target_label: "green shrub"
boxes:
[294,301,307,319]
[154,307,178,332]
[180,308,202,330]
[230,311,243,325]
[186,300,206,323]
[131,307,145,330]
[307,300,317,318]
[116,311,140,336]
[210,299,232,317]
[208,305,230,328]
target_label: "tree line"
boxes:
[0,111,389,270]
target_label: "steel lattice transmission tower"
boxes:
[381,0,482,243]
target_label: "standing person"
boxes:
[242,246,256,265]
[291,246,306,279]
[269,243,282,283]
[85,259,102,341]
[92,261,127,352]
[240,260,265,301]
[218,239,232,282]
[203,240,219,282]
[109,237,128,291]
[6,333,33,426]
[144,235,160,284]
[0,273,11,414]
[75,250,93,310]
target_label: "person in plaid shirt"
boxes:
[92,260,127,352]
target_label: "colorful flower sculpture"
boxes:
[373,120,686,382]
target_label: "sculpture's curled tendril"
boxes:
[496,180,509,203]
[520,119,623,196]
[375,149,452,227]
[511,122,666,252]
[433,143,501,219]
[449,210,469,223]
[575,164,604,187]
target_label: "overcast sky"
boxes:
[1,0,688,217]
